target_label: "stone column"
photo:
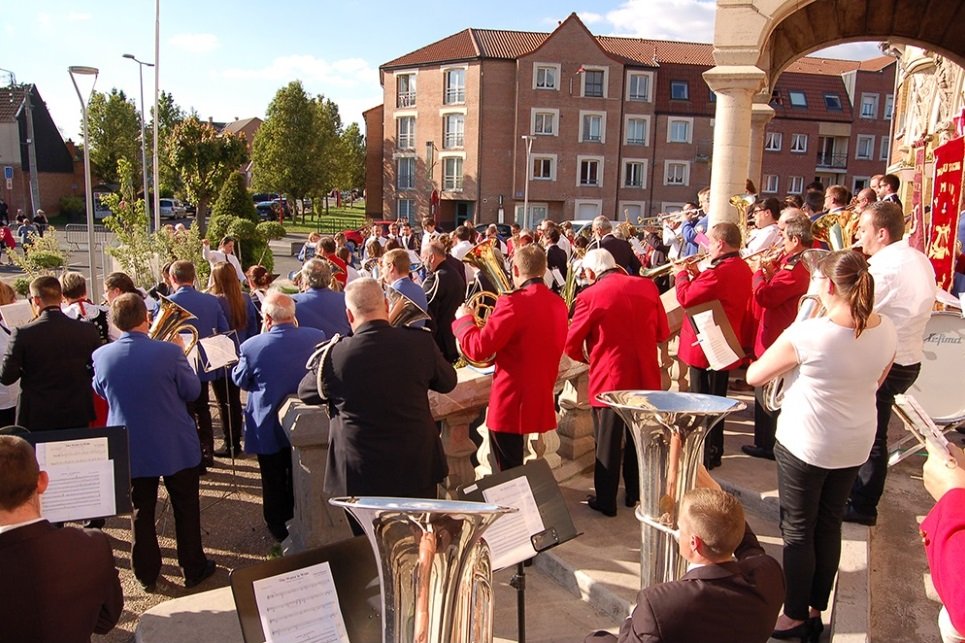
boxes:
[703,66,767,226]
[748,102,776,193]
[440,409,486,499]
[555,371,594,477]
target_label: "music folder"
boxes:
[683,299,745,370]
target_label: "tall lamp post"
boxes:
[69,65,99,288]
[521,135,534,229]
[122,53,154,232]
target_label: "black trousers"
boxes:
[775,442,859,620]
[688,366,730,465]
[131,467,207,585]
[591,407,639,513]
[489,431,525,472]
[257,448,294,542]
[752,385,779,451]
[186,381,214,462]
[212,375,243,451]
[849,362,921,516]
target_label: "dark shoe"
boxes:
[772,619,811,641]
[842,503,877,526]
[137,577,158,593]
[586,496,617,517]
[624,495,638,508]
[730,379,754,392]
[83,518,106,529]
[212,446,242,458]
[809,616,824,642]
[741,444,776,460]
[184,559,217,588]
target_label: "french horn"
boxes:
[149,294,199,355]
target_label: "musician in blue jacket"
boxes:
[293,258,351,337]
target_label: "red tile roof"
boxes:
[857,55,896,72]
[772,72,853,122]
[473,29,547,59]
[0,86,27,123]
[382,29,481,68]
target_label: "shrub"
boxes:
[211,171,258,223]
[58,195,85,218]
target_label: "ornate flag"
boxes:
[929,137,964,290]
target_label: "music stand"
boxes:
[197,330,243,507]
[459,458,578,643]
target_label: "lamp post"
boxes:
[521,135,534,229]
[68,65,99,288]
[122,53,154,232]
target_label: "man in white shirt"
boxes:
[202,236,244,281]
[742,198,782,257]
[846,201,936,525]
[420,218,441,256]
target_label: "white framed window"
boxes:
[762,174,779,193]
[627,71,653,102]
[531,154,557,181]
[663,160,690,186]
[515,202,549,221]
[789,91,807,107]
[622,159,648,189]
[855,135,874,160]
[396,116,415,150]
[884,94,894,119]
[661,202,686,213]
[443,68,466,105]
[577,155,604,187]
[443,113,464,149]
[442,157,464,191]
[581,66,608,98]
[580,111,606,143]
[880,137,890,161]
[667,117,692,144]
[625,115,649,145]
[765,131,783,151]
[852,176,870,193]
[397,198,415,221]
[533,63,560,90]
[574,200,603,220]
[619,202,647,220]
[860,93,878,119]
[670,80,689,100]
[531,108,559,136]
[396,72,417,108]
[397,157,415,190]
[791,133,808,153]
[788,175,804,194]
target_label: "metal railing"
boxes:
[397,91,416,108]
[816,153,848,169]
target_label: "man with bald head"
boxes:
[299,279,457,517]
[233,292,327,544]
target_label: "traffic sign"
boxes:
[3,166,13,180]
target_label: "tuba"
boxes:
[811,210,853,251]
[329,496,514,643]
[596,391,745,589]
[457,239,514,368]
[730,193,756,246]
[387,288,431,328]
[149,294,199,355]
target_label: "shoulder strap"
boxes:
[304,333,342,415]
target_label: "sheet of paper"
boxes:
[481,477,544,570]
[37,437,108,466]
[0,301,34,329]
[38,460,116,523]
[199,334,239,372]
[550,268,565,287]
[185,342,200,374]
[691,310,740,370]
[252,561,350,643]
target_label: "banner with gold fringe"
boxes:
[929,137,963,290]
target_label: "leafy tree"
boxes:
[86,89,141,184]
[206,215,285,273]
[212,170,258,223]
[339,122,366,191]
[147,91,186,197]
[10,232,67,293]
[100,158,156,288]
[169,116,248,234]
[310,96,344,203]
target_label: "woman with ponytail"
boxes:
[747,250,897,642]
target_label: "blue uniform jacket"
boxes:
[232,323,327,454]
[169,285,229,382]
[390,277,428,329]
[292,287,351,337]
[93,332,202,478]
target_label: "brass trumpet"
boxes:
[640,252,707,279]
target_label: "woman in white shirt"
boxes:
[747,250,896,642]
[202,236,244,281]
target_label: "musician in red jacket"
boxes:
[566,249,669,516]
[675,222,752,469]
[743,211,812,461]
[453,245,568,471]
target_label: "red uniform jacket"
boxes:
[565,270,669,407]
[921,487,965,634]
[751,251,810,357]
[453,280,567,434]
[675,253,752,370]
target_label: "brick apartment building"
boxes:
[364,13,895,228]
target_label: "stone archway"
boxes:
[707,0,965,223]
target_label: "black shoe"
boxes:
[586,496,617,517]
[137,577,158,593]
[212,446,242,458]
[625,495,638,508]
[184,560,217,588]
[741,444,776,460]
[83,518,106,529]
[772,619,811,641]
[842,503,877,526]
[809,616,824,641]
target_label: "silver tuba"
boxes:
[596,391,746,588]
[149,294,199,355]
[329,496,514,643]
[388,288,431,328]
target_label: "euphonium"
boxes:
[457,239,514,368]
[149,294,199,355]
[812,210,852,251]
[730,193,756,245]
[387,288,431,328]
[329,497,514,643]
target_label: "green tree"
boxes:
[206,215,285,273]
[86,89,141,184]
[147,91,186,197]
[212,170,258,223]
[99,158,156,288]
[310,96,344,203]
[169,116,248,234]
[339,122,366,191]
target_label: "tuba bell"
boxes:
[149,294,199,355]
[457,239,514,368]
[730,193,756,246]
[387,287,431,328]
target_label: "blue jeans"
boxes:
[775,442,860,619]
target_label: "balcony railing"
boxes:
[397,91,416,108]
[816,153,848,169]
[444,88,465,104]
[443,133,464,149]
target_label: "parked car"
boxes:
[157,198,186,219]
[255,201,281,222]
[474,223,512,239]
[184,202,197,215]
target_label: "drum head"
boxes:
[909,312,965,424]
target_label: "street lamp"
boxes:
[122,53,154,232]
[521,135,534,229]
[68,65,99,288]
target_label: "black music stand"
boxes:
[230,535,380,643]
[197,330,243,503]
[459,458,578,643]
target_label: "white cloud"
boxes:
[168,33,220,54]
[604,0,716,42]
[222,55,376,89]
[66,11,91,22]
[578,11,605,25]
[813,42,886,60]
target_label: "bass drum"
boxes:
[907,312,965,424]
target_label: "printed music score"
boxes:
[252,561,349,643]
[36,438,115,522]
[479,476,543,570]
[0,300,34,329]
[199,334,239,372]
[691,309,741,370]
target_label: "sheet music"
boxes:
[550,268,565,287]
[481,477,544,570]
[199,334,239,372]
[252,561,350,643]
[36,459,115,523]
[38,437,109,465]
[0,301,34,329]
[691,310,741,370]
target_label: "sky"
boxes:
[2,0,882,142]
